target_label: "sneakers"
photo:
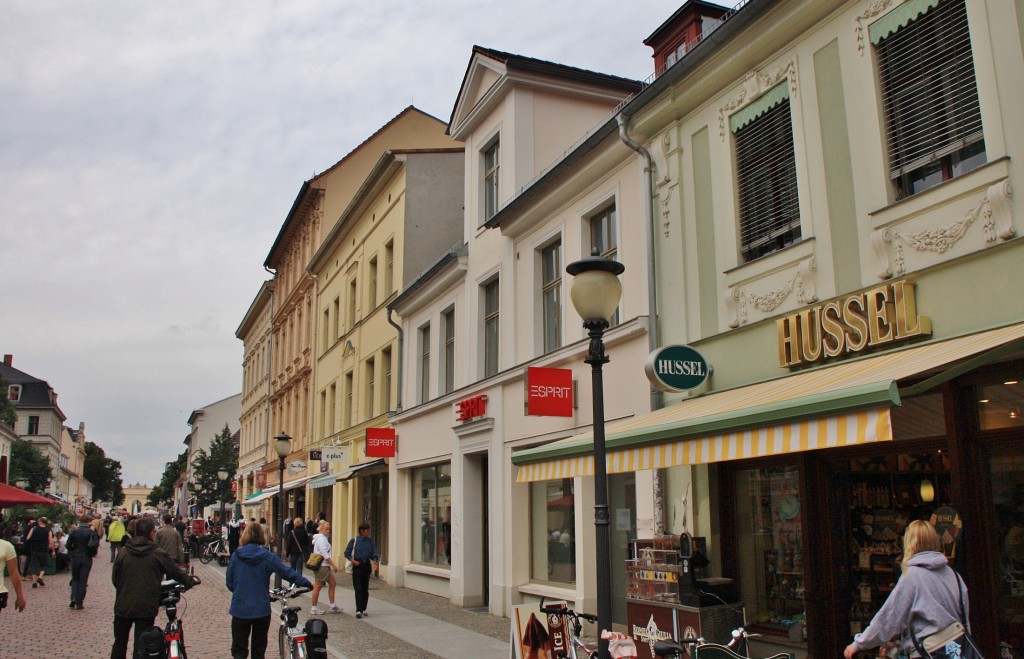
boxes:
[310,606,325,615]
[69,601,77,608]
[38,578,44,587]
[328,604,343,614]
[75,602,84,610]
[355,611,362,619]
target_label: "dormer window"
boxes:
[7,385,20,402]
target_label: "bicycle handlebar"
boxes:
[270,585,312,600]
[538,597,598,623]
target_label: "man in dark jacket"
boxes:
[155,514,185,564]
[111,516,198,659]
[65,515,99,609]
[285,517,311,577]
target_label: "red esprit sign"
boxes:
[527,367,574,417]
[455,394,488,422]
[366,428,397,458]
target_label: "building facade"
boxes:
[2,353,68,496]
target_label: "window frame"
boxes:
[412,463,452,567]
[442,306,456,395]
[418,323,431,404]
[540,239,563,354]
[482,278,500,378]
[588,203,620,326]
[483,137,501,222]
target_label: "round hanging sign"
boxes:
[644,344,711,392]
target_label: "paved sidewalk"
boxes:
[0,547,511,658]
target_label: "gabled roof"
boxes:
[0,361,64,416]
[447,46,643,140]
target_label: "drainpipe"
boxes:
[617,112,667,535]
[386,307,404,414]
[264,266,277,478]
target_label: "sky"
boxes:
[0,0,682,486]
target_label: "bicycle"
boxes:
[196,536,226,565]
[654,627,791,659]
[270,584,317,658]
[538,597,599,659]
[141,576,201,659]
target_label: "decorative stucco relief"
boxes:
[854,0,896,55]
[718,61,798,141]
[661,187,673,239]
[726,257,818,328]
[871,179,1014,279]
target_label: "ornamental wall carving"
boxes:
[726,257,818,328]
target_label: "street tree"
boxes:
[84,441,125,506]
[148,450,187,509]
[9,438,53,493]
[191,424,238,510]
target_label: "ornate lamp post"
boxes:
[217,468,229,529]
[274,432,292,588]
[566,251,624,659]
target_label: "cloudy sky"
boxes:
[1,0,678,486]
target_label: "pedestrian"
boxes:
[155,514,186,565]
[66,514,99,609]
[106,515,126,563]
[308,520,342,615]
[226,522,312,658]
[259,517,271,548]
[844,520,970,659]
[24,516,54,588]
[54,531,69,572]
[228,517,242,555]
[344,522,380,618]
[90,516,104,542]
[0,536,27,618]
[111,516,199,659]
[286,517,310,578]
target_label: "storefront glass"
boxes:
[978,380,1024,431]
[990,443,1024,656]
[361,473,388,565]
[530,478,576,584]
[412,463,451,566]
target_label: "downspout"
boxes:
[263,266,277,489]
[617,112,667,536]
[386,307,404,414]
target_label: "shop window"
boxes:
[977,379,1024,431]
[990,444,1024,656]
[412,463,451,567]
[874,0,985,198]
[733,465,806,639]
[890,392,947,439]
[530,478,576,585]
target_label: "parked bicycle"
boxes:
[538,597,599,659]
[654,626,791,659]
[196,536,227,565]
[138,576,201,659]
[270,584,329,658]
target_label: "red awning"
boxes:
[0,482,56,507]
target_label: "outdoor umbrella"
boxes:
[0,482,54,507]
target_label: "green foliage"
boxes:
[0,376,16,427]
[191,424,238,509]
[83,441,125,506]
[0,504,76,541]
[148,450,187,508]
[9,438,53,493]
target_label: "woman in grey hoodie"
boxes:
[844,520,968,659]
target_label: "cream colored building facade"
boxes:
[59,423,92,511]
[236,281,275,509]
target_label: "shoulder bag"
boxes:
[910,570,984,659]
[344,537,355,574]
[305,551,324,570]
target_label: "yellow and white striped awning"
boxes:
[514,322,1024,482]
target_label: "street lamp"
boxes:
[566,250,624,659]
[217,469,229,529]
[274,432,292,588]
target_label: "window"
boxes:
[328,385,336,436]
[442,307,455,395]
[483,139,500,221]
[384,241,394,294]
[365,357,376,418]
[541,240,562,353]
[590,204,619,326]
[332,297,340,343]
[419,324,431,404]
[319,390,328,438]
[8,384,21,402]
[874,0,985,197]
[382,347,393,412]
[368,257,378,309]
[531,478,576,585]
[321,308,330,352]
[348,279,358,328]
[28,415,39,435]
[483,279,500,378]
[412,463,451,566]
[345,371,354,426]
[733,87,801,262]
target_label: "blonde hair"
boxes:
[241,521,266,547]
[901,520,943,572]
[317,520,330,534]
[294,517,303,526]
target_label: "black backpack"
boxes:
[134,625,166,658]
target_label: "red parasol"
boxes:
[0,482,55,507]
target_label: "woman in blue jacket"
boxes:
[226,522,312,659]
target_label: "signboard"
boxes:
[230,481,237,492]
[510,601,568,659]
[255,472,266,488]
[308,449,322,461]
[527,367,573,417]
[366,428,397,458]
[320,447,349,463]
[645,344,710,392]
[455,394,489,422]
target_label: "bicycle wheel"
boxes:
[198,544,213,564]
[278,624,289,659]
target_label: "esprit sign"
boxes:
[455,394,488,422]
[365,428,397,458]
[777,279,930,368]
[527,367,573,417]
[645,345,710,392]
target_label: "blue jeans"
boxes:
[70,554,93,604]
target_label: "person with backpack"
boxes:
[66,514,100,609]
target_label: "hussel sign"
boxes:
[645,345,710,392]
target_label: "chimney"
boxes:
[3,354,11,366]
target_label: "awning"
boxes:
[514,322,1024,482]
[308,471,341,490]
[241,474,320,505]
[337,459,387,482]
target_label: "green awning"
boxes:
[869,0,941,44]
[729,83,790,133]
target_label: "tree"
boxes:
[191,424,238,510]
[0,376,17,427]
[148,450,187,509]
[9,438,53,493]
[84,441,125,506]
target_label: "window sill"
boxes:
[518,582,577,600]
[405,563,451,579]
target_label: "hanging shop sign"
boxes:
[455,394,489,422]
[645,344,710,392]
[527,367,574,417]
[308,449,322,461]
[255,472,267,488]
[777,279,931,368]
[320,447,349,463]
[366,428,397,458]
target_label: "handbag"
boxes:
[344,558,354,574]
[910,571,983,659]
[305,552,324,570]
